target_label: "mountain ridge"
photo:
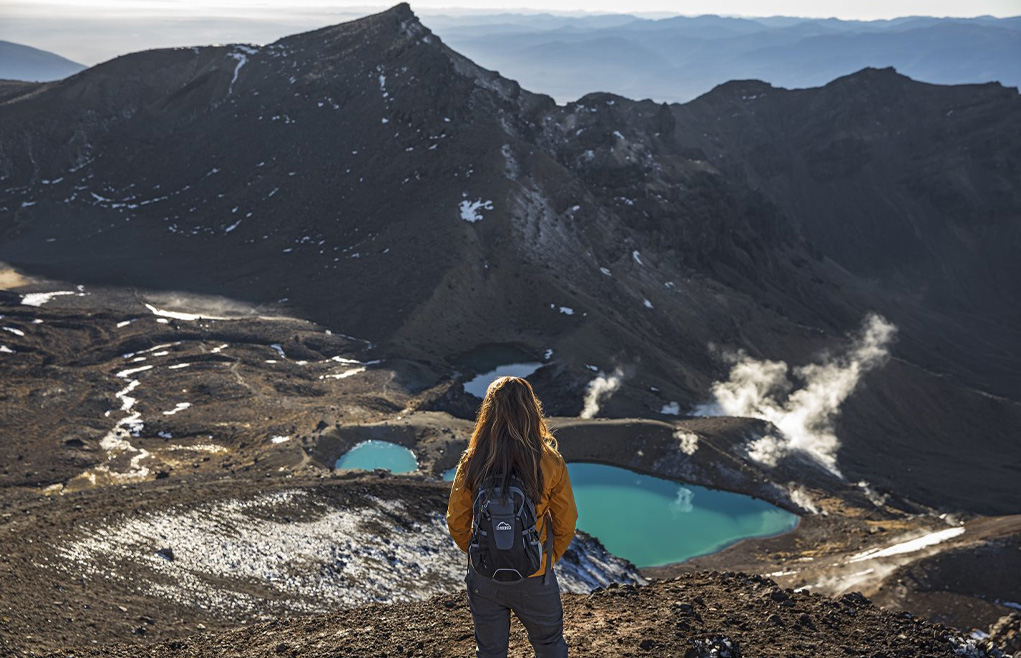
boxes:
[430,11,1021,103]
[1,3,1019,518]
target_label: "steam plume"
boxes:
[580,367,624,418]
[701,313,896,477]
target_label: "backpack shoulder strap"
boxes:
[470,477,492,537]
[542,509,554,584]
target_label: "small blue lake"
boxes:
[442,461,796,568]
[334,440,418,473]
[454,344,544,399]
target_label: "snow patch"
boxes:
[53,489,640,617]
[227,46,257,96]
[459,198,493,222]
[162,402,191,416]
[848,527,965,563]
[21,291,76,306]
[115,365,153,378]
[144,303,236,322]
[320,366,366,380]
[166,444,227,454]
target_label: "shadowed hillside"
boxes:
[1,4,1018,515]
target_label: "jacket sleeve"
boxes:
[547,455,579,562]
[445,460,473,553]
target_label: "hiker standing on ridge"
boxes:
[446,376,579,658]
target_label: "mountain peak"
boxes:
[384,2,414,19]
[274,2,428,51]
[355,2,419,28]
[693,78,777,104]
[829,65,910,85]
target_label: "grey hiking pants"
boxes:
[465,565,568,658]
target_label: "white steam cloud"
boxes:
[674,430,699,455]
[788,485,823,515]
[857,480,889,508]
[580,367,624,419]
[700,313,896,478]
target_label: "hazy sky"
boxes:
[2,0,1019,64]
[4,0,1020,16]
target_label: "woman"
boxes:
[446,376,578,658]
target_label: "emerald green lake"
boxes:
[442,461,797,567]
[334,440,418,473]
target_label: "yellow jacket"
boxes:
[446,447,578,578]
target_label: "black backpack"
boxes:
[468,471,554,583]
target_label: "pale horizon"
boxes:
[4,0,1021,18]
[1,0,1018,65]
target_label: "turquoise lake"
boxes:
[442,461,797,567]
[334,440,418,473]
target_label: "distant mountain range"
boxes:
[0,4,1019,515]
[425,12,1021,102]
[5,10,1018,101]
[0,40,85,82]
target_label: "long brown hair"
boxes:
[461,376,557,502]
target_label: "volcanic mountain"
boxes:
[0,2,1019,519]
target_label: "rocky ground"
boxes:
[34,572,1016,658]
[0,470,643,656]
[1,271,1020,656]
